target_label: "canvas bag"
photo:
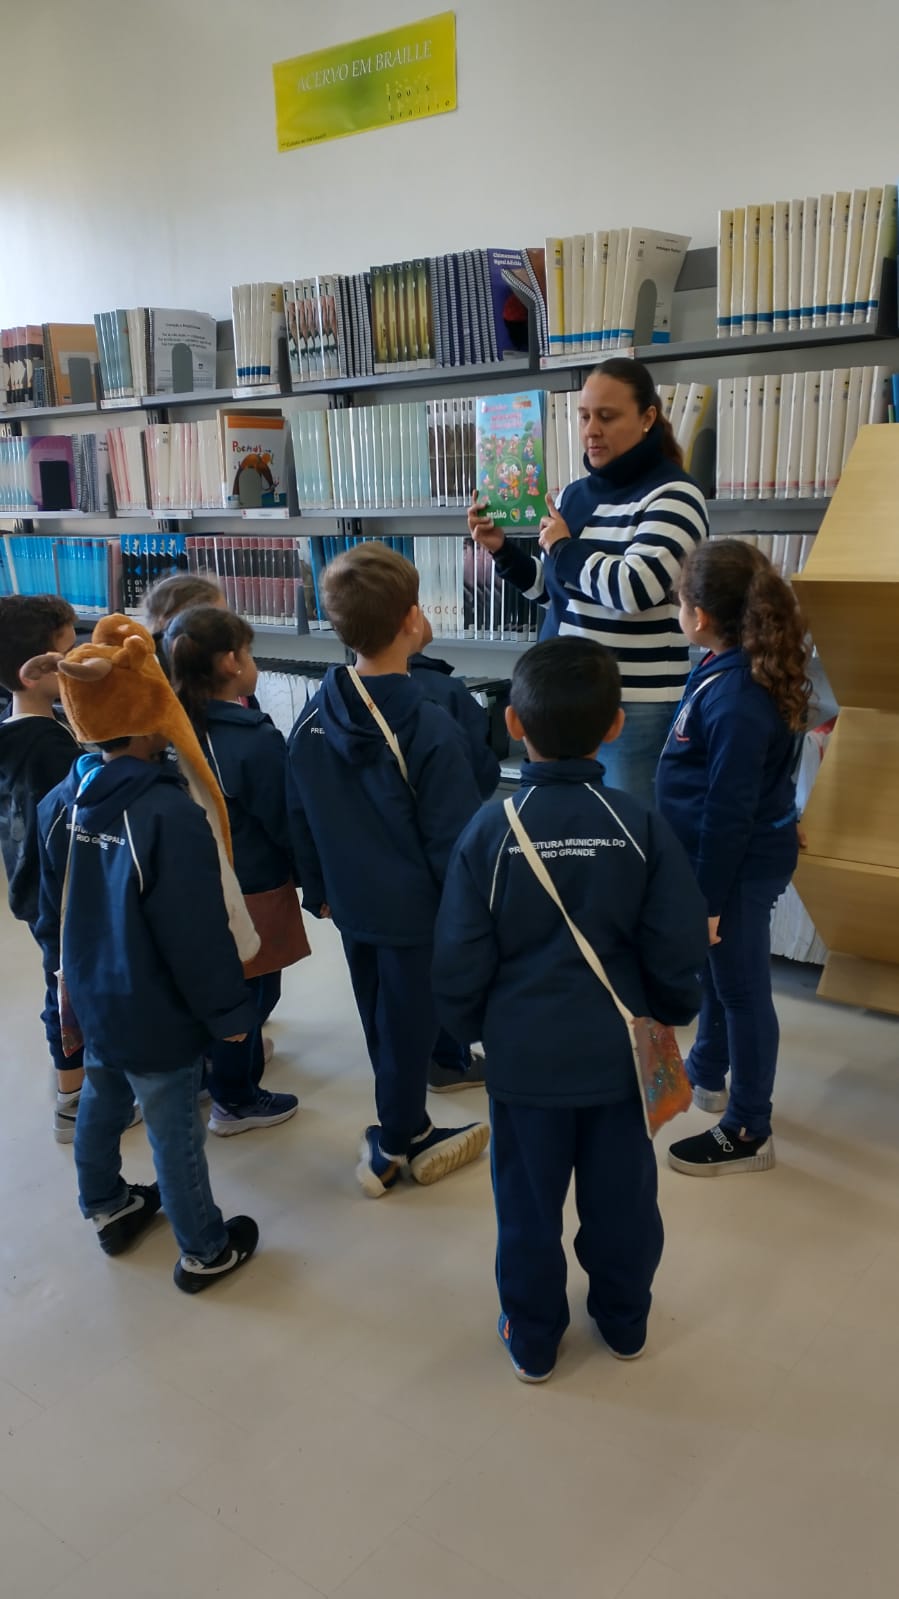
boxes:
[503,796,692,1138]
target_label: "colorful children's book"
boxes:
[475,390,546,528]
[219,411,288,509]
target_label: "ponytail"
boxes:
[680,540,811,730]
[589,357,684,467]
[162,604,254,734]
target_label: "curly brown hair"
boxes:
[679,540,811,730]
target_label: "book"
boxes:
[741,206,760,337]
[799,196,817,330]
[618,229,690,345]
[812,194,833,327]
[716,209,734,336]
[743,375,765,498]
[729,207,746,337]
[756,203,774,333]
[839,190,867,325]
[758,374,781,498]
[475,390,546,528]
[716,377,736,498]
[0,434,76,511]
[825,192,851,326]
[220,411,288,509]
[41,324,98,406]
[772,199,790,334]
[787,199,803,328]
[148,309,216,395]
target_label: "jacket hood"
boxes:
[408,653,453,678]
[204,700,271,729]
[318,666,424,765]
[690,646,748,682]
[66,751,184,829]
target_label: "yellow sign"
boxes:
[273,12,457,152]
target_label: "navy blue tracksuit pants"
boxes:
[491,1096,664,1374]
[342,937,437,1154]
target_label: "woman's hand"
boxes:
[468,491,505,553]
[538,493,571,553]
[708,916,722,946]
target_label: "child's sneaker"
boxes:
[406,1120,490,1186]
[174,1216,259,1294]
[93,1182,162,1256]
[356,1126,405,1198]
[208,1089,298,1136]
[54,1093,142,1145]
[668,1124,775,1176]
[497,1313,555,1384]
[691,1084,729,1114]
[262,1035,275,1067]
[428,1051,487,1093]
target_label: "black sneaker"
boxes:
[668,1124,775,1177]
[428,1052,487,1093]
[174,1216,259,1294]
[93,1182,162,1256]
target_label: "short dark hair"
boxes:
[95,736,132,752]
[510,637,621,758]
[143,572,223,633]
[0,594,76,693]
[322,542,419,656]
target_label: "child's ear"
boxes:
[505,704,526,743]
[602,707,626,746]
[220,649,241,679]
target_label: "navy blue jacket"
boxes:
[286,665,482,946]
[0,714,79,923]
[203,700,293,894]
[433,760,706,1107]
[408,652,500,799]
[655,647,799,917]
[35,753,257,1072]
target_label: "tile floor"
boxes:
[3,898,899,1599]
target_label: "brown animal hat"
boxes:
[24,614,260,965]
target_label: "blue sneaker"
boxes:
[208,1089,298,1137]
[497,1314,555,1384]
[356,1125,405,1197]
[406,1120,490,1186]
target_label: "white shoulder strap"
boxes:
[503,795,635,1029]
[58,802,78,943]
[347,666,411,786]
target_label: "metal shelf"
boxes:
[709,497,827,532]
[290,356,532,397]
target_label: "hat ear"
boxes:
[18,651,65,686]
[58,656,114,682]
[120,633,151,668]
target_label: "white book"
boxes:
[825,192,851,326]
[590,231,609,355]
[772,200,790,334]
[669,382,690,442]
[798,534,816,572]
[628,228,690,344]
[858,366,875,438]
[544,237,565,359]
[716,376,736,497]
[561,236,576,357]
[868,363,890,424]
[814,369,834,497]
[863,183,898,324]
[851,186,882,326]
[798,371,821,498]
[544,394,559,492]
[756,202,774,333]
[787,200,803,330]
[759,374,781,499]
[842,366,865,470]
[580,233,594,355]
[731,376,749,498]
[824,369,850,494]
[783,533,803,580]
[783,373,803,498]
[812,194,833,328]
[799,197,818,329]
[602,230,623,349]
[729,207,746,337]
[126,309,147,397]
[657,382,677,415]
[840,190,867,325]
[743,375,765,498]
[149,309,216,395]
[769,534,787,577]
[569,234,586,356]
[680,384,714,474]
[717,209,734,337]
[741,205,760,336]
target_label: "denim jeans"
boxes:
[75,1057,229,1263]
[600,700,675,807]
[687,874,792,1141]
[207,970,282,1107]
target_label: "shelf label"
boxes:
[242,507,289,519]
[273,12,456,152]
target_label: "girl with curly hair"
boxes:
[655,539,811,1176]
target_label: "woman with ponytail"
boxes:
[468,357,709,804]
[656,540,811,1176]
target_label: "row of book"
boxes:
[292,399,474,512]
[0,429,110,514]
[716,365,890,500]
[96,309,217,400]
[544,383,713,491]
[718,531,817,582]
[544,230,691,361]
[0,324,100,409]
[0,534,120,612]
[716,185,898,337]
[107,412,289,513]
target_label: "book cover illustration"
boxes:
[221,412,288,509]
[475,390,546,526]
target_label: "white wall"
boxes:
[2,0,897,321]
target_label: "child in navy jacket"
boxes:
[656,540,809,1177]
[433,637,706,1381]
[34,618,259,1291]
[165,605,303,1135]
[286,542,489,1196]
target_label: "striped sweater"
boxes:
[492,427,709,703]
